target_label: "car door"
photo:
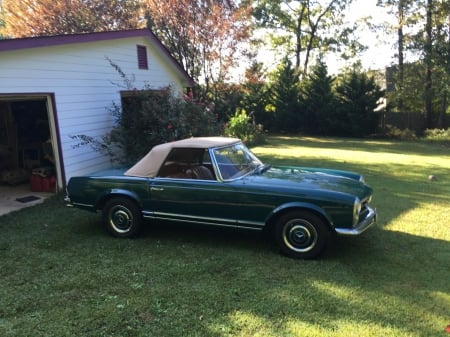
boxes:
[148,177,254,228]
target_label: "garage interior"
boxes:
[0,99,56,215]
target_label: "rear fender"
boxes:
[95,189,143,210]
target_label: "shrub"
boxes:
[422,128,450,146]
[383,125,417,140]
[224,110,266,145]
[423,128,450,140]
[72,87,221,166]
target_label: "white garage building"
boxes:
[0,29,194,191]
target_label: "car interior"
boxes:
[157,148,215,180]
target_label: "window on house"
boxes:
[137,45,148,70]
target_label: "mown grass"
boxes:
[1,136,449,337]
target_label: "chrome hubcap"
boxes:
[283,219,318,253]
[110,207,132,233]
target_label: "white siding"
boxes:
[0,36,187,181]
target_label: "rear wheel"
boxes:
[102,197,142,238]
[274,211,329,259]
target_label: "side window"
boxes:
[158,148,215,180]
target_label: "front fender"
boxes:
[266,201,333,227]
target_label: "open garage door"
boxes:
[0,95,62,197]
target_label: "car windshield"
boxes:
[212,143,263,180]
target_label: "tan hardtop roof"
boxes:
[124,137,240,178]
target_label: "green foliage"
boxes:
[383,125,417,140]
[110,88,220,164]
[335,69,384,137]
[252,0,358,75]
[241,62,273,129]
[301,59,338,134]
[268,57,302,132]
[258,59,384,137]
[423,128,450,145]
[224,110,266,145]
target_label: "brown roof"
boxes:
[124,137,240,178]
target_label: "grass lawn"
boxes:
[1,136,449,337]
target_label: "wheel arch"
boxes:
[264,202,333,233]
[95,189,143,211]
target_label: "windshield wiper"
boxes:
[254,164,272,175]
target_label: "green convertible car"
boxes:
[65,137,377,259]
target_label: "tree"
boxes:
[240,62,271,127]
[423,0,433,128]
[253,0,360,75]
[432,0,450,128]
[301,59,337,134]
[268,57,302,132]
[377,0,418,112]
[145,0,253,100]
[335,69,384,136]
[379,0,449,129]
[0,0,145,37]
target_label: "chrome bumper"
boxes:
[334,206,377,236]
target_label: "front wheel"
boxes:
[274,211,330,259]
[102,197,142,238]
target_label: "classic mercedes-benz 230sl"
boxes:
[65,137,376,259]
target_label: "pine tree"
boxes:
[302,59,337,135]
[335,70,384,137]
[269,57,302,132]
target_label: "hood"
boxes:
[242,166,372,201]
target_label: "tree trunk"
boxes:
[424,0,433,129]
[397,0,404,111]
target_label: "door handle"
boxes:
[151,187,164,191]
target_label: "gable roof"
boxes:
[0,29,195,87]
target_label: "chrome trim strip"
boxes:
[71,201,95,208]
[335,206,377,236]
[155,212,236,223]
[142,211,264,230]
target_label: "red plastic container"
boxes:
[42,176,56,192]
[30,174,43,192]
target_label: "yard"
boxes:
[1,136,449,337]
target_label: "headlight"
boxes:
[353,197,361,225]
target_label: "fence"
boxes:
[381,112,426,132]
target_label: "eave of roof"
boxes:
[0,29,195,87]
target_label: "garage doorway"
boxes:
[0,95,62,214]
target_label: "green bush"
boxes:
[383,125,417,140]
[224,110,266,145]
[423,128,450,141]
[422,128,450,146]
[72,87,221,165]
